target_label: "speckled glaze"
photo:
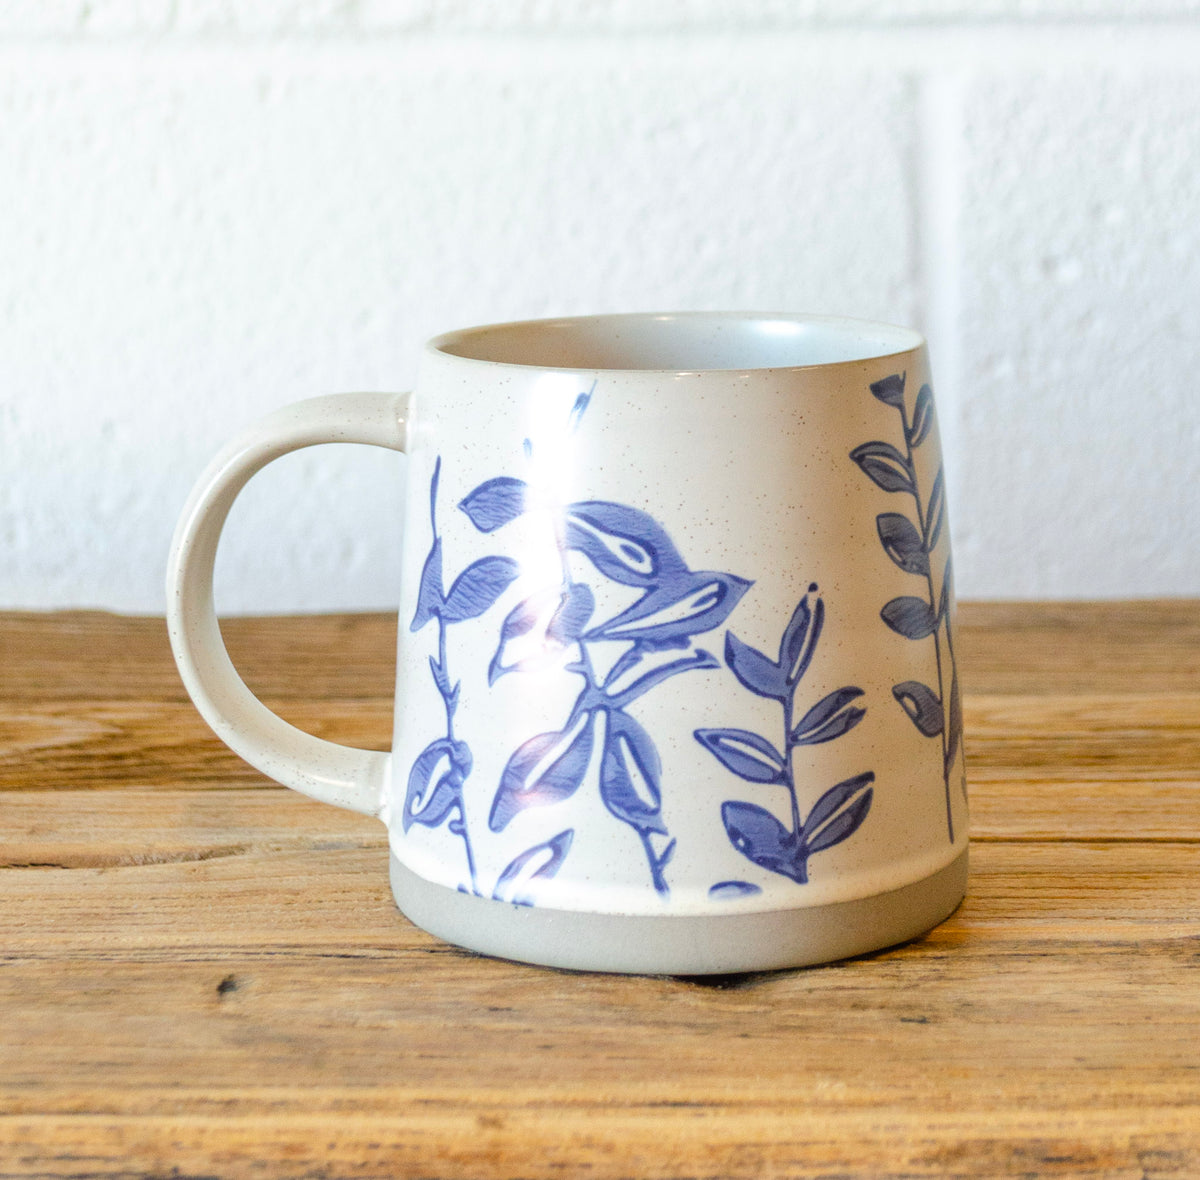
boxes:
[167,312,968,974]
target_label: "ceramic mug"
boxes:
[167,311,968,974]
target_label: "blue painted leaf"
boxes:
[567,385,593,431]
[564,501,686,586]
[870,373,906,408]
[792,686,867,746]
[694,727,785,784]
[441,556,520,624]
[801,772,874,856]
[588,571,752,649]
[925,467,946,552]
[457,477,527,533]
[708,880,762,900]
[599,710,667,834]
[778,591,809,674]
[410,537,443,632]
[721,801,804,882]
[795,708,865,747]
[491,829,574,907]
[781,593,825,685]
[493,588,556,643]
[546,582,595,645]
[600,646,644,690]
[945,664,962,776]
[609,649,720,707]
[403,738,471,833]
[877,513,929,576]
[893,680,943,737]
[488,584,594,683]
[488,713,595,832]
[881,596,939,640]
[909,383,935,447]
[724,631,786,700]
[938,554,954,624]
[850,442,915,495]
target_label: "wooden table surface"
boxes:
[3,602,1199,1178]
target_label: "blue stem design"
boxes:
[850,373,965,845]
[897,398,954,845]
[695,586,874,887]
[428,463,478,893]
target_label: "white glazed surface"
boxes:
[388,313,966,919]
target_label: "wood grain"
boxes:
[4,600,1196,703]
[2,603,1199,1178]
[0,700,391,790]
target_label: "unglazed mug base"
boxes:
[389,847,968,975]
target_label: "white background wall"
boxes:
[3,1,1198,613]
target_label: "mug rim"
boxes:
[426,310,925,375]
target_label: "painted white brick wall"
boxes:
[2,6,1198,611]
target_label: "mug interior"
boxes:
[430,312,923,372]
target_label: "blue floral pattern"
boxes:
[850,372,965,842]
[695,585,875,890]
[460,480,751,898]
[404,388,752,904]
[403,457,520,894]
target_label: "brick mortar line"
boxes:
[2,25,1200,61]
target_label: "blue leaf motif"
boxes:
[724,631,786,701]
[708,880,763,900]
[608,649,720,707]
[892,681,943,737]
[564,501,686,586]
[881,596,939,640]
[721,801,804,882]
[489,713,595,832]
[877,513,929,576]
[700,581,875,884]
[926,468,946,553]
[441,556,520,623]
[849,442,915,495]
[587,571,752,649]
[546,582,595,645]
[599,709,667,834]
[403,738,471,833]
[909,383,935,447]
[410,537,443,632]
[491,829,574,906]
[488,583,595,684]
[945,665,962,776]
[458,477,527,533]
[780,591,825,685]
[493,587,557,644]
[939,554,955,623]
[567,386,593,431]
[870,373,906,408]
[488,587,561,684]
[801,773,874,855]
[791,686,866,746]
[694,728,786,784]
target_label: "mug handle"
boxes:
[165,392,410,817]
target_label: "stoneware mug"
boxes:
[166,311,968,975]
